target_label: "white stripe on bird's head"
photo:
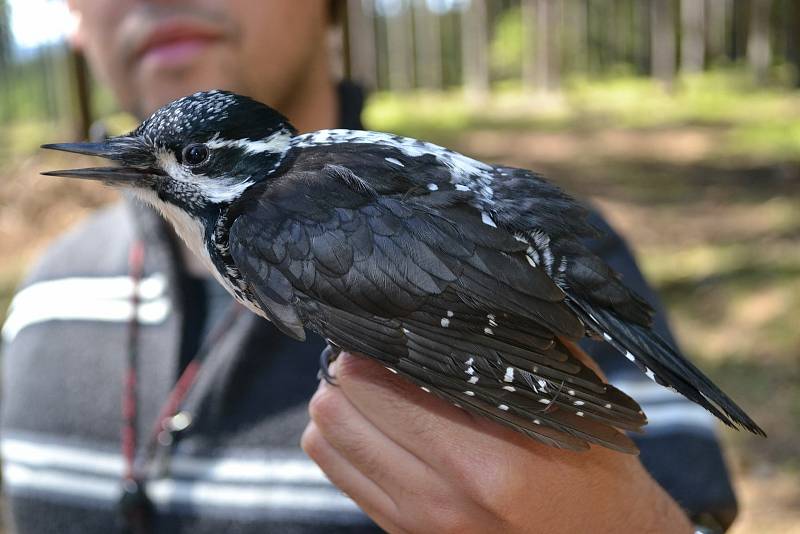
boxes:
[206,129,293,155]
[155,148,255,204]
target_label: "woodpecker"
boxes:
[42,90,764,453]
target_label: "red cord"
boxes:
[145,359,201,446]
[122,240,242,485]
[123,241,145,481]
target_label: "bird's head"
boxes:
[42,90,297,216]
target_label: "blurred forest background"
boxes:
[0,0,798,532]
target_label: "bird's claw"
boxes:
[318,344,341,386]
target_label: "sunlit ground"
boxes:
[1,71,798,532]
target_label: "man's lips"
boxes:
[133,19,224,69]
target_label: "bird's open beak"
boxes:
[41,141,156,185]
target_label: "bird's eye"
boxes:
[182,143,209,166]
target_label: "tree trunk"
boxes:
[549,0,562,90]
[413,1,442,90]
[69,50,92,140]
[386,3,413,91]
[0,0,10,65]
[0,0,11,121]
[346,0,378,90]
[536,0,549,90]
[461,0,489,99]
[747,0,772,84]
[521,0,537,90]
[530,0,561,92]
[705,0,730,65]
[681,0,706,72]
[787,0,800,87]
[571,0,588,77]
[651,0,676,90]
[729,0,749,61]
[635,0,652,75]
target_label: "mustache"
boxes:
[117,5,236,67]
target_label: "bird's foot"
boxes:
[318,344,342,386]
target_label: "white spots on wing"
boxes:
[503,367,515,383]
[533,419,541,425]
[567,389,576,396]
[525,246,541,269]
[498,404,509,411]
[464,390,475,396]
[502,385,516,392]
[481,211,497,228]
[604,403,613,409]
[440,318,450,328]
[487,314,498,327]
[645,368,657,381]
[574,401,585,406]
[529,230,554,273]
[385,157,404,167]
[446,310,454,318]
[602,332,613,342]
[427,183,439,191]
[531,229,550,249]
[624,351,636,362]
[420,386,431,393]
[538,399,551,405]
[537,379,548,391]
[386,367,398,374]
[465,358,478,383]
[455,184,470,192]
[576,411,585,417]
[483,327,494,335]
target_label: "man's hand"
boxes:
[301,351,693,534]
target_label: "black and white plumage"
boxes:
[42,90,764,453]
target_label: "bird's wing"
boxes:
[228,163,647,452]
[487,165,764,435]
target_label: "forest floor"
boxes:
[1,74,798,532]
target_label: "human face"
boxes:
[68,0,331,119]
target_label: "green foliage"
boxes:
[0,46,71,123]
[366,69,800,161]
[490,6,523,81]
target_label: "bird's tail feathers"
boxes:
[569,297,765,436]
